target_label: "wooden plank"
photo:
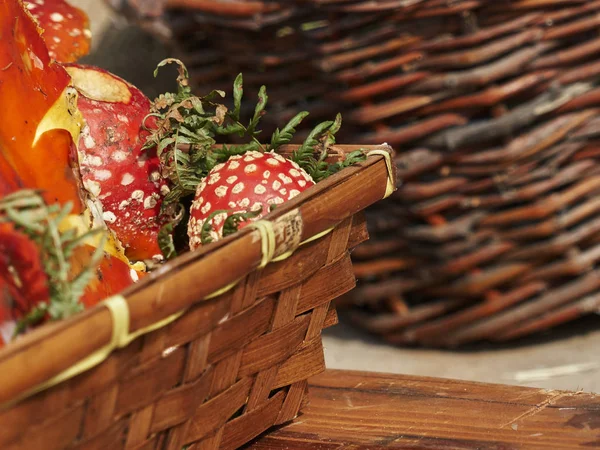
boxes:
[247,370,600,450]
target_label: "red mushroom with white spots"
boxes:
[65,64,168,262]
[24,0,91,63]
[188,151,315,249]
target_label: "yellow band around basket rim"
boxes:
[367,149,396,198]
[3,149,395,408]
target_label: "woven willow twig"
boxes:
[105,0,600,346]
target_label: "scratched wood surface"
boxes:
[246,370,600,450]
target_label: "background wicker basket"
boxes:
[0,145,393,450]
[106,0,600,347]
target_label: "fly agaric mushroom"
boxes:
[188,151,315,250]
[0,0,142,316]
[65,64,169,262]
[0,0,83,208]
[24,0,91,63]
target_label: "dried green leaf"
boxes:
[232,73,243,121]
[222,207,263,237]
[154,58,189,86]
[270,111,309,151]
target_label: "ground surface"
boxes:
[74,0,600,393]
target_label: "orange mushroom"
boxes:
[24,0,91,63]
[0,0,141,341]
[0,0,83,208]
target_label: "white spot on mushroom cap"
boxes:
[254,185,267,195]
[149,171,160,182]
[267,197,284,205]
[289,169,301,177]
[84,179,101,197]
[226,175,238,184]
[191,196,204,210]
[196,181,207,194]
[263,170,271,179]
[298,179,307,187]
[103,211,117,223]
[82,154,103,167]
[215,185,228,198]
[144,195,158,210]
[244,164,257,174]
[272,180,282,190]
[83,29,92,39]
[201,202,211,214]
[81,124,95,149]
[121,173,134,186]
[279,188,287,196]
[266,158,280,167]
[94,170,112,181]
[238,198,250,208]
[232,182,244,194]
[112,151,128,162]
[131,190,144,202]
[228,161,240,170]
[289,189,301,199]
[117,114,129,124]
[213,213,227,226]
[50,12,64,22]
[208,172,221,185]
[278,173,293,185]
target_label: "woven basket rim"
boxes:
[0,143,394,408]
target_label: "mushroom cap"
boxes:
[24,0,91,63]
[188,151,315,249]
[0,0,83,208]
[66,64,168,261]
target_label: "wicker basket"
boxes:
[109,0,600,347]
[0,145,394,450]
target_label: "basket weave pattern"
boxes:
[0,147,392,449]
[113,0,600,346]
